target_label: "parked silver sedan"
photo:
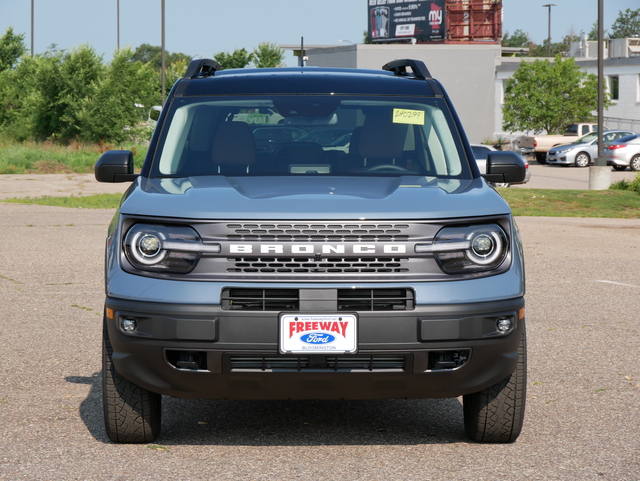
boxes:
[547,130,635,167]
[605,134,640,171]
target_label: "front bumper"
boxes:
[105,296,525,400]
[546,152,573,165]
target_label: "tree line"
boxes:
[0,28,286,144]
[502,7,640,57]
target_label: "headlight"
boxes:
[124,224,220,273]
[415,224,508,274]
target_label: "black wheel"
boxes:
[612,164,627,171]
[463,328,527,443]
[631,155,640,172]
[102,318,161,443]
[574,151,590,167]
[535,153,547,165]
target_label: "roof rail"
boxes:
[382,59,432,80]
[184,58,223,79]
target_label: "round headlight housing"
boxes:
[431,224,508,274]
[123,224,203,273]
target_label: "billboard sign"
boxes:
[368,0,446,43]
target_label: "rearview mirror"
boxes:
[483,151,526,184]
[95,150,139,183]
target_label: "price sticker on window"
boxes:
[393,108,425,125]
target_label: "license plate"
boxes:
[279,314,357,354]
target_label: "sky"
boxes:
[0,0,638,64]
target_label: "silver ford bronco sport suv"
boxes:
[95,58,527,444]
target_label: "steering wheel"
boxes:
[367,164,411,172]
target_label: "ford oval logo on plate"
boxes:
[301,333,335,344]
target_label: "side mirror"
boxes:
[482,151,526,184]
[95,150,139,183]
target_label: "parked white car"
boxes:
[547,130,635,167]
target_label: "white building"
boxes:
[290,39,640,144]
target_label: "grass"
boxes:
[0,139,148,174]
[3,194,122,209]
[3,188,640,218]
[498,188,640,219]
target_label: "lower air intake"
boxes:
[229,355,406,372]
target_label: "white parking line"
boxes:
[596,280,640,288]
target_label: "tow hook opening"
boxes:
[427,350,470,371]
[166,350,208,371]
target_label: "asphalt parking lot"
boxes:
[0,174,639,480]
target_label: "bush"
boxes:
[0,44,156,144]
[610,173,640,194]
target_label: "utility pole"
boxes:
[161,0,166,104]
[31,0,34,56]
[117,0,120,51]
[542,4,556,57]
[589,0,610,189]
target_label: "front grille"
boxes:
[224,223,411,242]
[226,257,409,274]
[229,355,406,372]
[337,288,414,310]
[221,288,299,310]
[190,220,446,281]
[221,288,415,311]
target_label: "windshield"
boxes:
[149,95,472,179]
[573,132,597,144]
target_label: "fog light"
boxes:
[497,318,512,332]
[121,318,137,332]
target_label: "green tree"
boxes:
[165,58,189,90]
[502,29,530,49]
[0,44,157,143]
[81,48,157,143]
[0,54,40,139]
[529,32,581,57]
[214,48,253,69]
[18,45,104,142]
[0,27,27,72]
[610,8,640,38]
[132,43,190,71]
[252,42,286,68]
[502,55,609,134]
[587,21,608,41]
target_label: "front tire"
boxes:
[631,155,640,172]
[574,151,590,167]
[463,328,527,443]
[102,318,161,443]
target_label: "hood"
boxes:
[119,175,511,220]
[550,141,586,152]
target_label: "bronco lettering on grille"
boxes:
[229,244,407,254]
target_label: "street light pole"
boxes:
[117,0,120,51]
[589,0,610,189]
[31,0,34,57]
[161,0,166,104]
[542,4,556,57]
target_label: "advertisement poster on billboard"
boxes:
[368,0,446,43]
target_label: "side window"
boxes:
[609,75,619,101]
[581,125,589,135]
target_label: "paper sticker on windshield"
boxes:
[393,108,425,125]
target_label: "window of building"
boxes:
[609,75,619,101]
